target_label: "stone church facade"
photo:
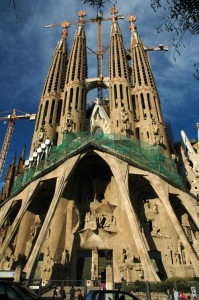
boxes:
[0,7,199,285]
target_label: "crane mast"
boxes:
[0,109,36,179]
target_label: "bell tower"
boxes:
[129,15,170,156]
[30,23,69,155]
[108,7,135,136]
[60,10,88,134]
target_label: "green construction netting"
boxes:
[12,132,182,194]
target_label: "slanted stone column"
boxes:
[94,151,160,282]
[148,174,199,277]
[0,180,40,261]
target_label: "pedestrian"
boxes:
[77,288,84,300]
[179,292,187,300]
[59,288,66,299]
[53,286,58,299]
[173,288,179,300]
[70,286,75,300]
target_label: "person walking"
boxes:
[53,286,58,299]
[77,288,84,300]
[173,288,179,300]
[70,286,75,300]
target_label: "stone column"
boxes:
[14,265,22,282]
[106,264,114,289]
[65,200,75,251]
[91,248,98,281]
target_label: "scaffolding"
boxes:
[11,132,183,194]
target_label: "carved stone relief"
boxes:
[164,241,191,266]
[79,198,117,247]
[41,246,54,284]
[65,111,74,133]
[151,119,163,145]
[120,107,130,132]
[25,217,41,258]
[0,251,15,271]
[117,247,142,282]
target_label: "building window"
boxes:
[63,91,67,116]
[56,99,62,124]
[119,84,123,99]
[141,93,145,109]
[49,100,55,124]
[42,101,49,125]
[75,87,79,110]
[36,104,42,131]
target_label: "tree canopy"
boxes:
[150,0,199,79]
[82,0,106,8]
[151,0,199,35]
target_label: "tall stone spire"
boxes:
[15,145,26,179]
[0,153,16,201]
[129,15,170,156]
[30,24,69,155]
[108,7,135,136]
[60,10,88,134]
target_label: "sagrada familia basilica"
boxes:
[0,5,199,285]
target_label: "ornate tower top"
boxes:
[128,14,137,32]
[110,7,118,23]
[78,10,86,26]
[61,21,70,38]
[128,13,170,155]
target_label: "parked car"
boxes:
[0,280,41,300]
[86,289,142,300]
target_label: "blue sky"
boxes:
[0,0,199,187]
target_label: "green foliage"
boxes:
[125,279,199,293]
[150,0,199,80]
[81,0,106,8]
[151,0,199,36]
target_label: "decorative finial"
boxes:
[78,10,87,26]
[128,15,137,33]
[61,21,70,38]
[110,7,118,23]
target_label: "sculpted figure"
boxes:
[41,247,54,284]
[61,249,69,265]
[120,107,130,131]
[151,120,163,145]
[0,253,15,270]
[65,111,74,132]
[0,225,6,246]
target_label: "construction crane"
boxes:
[0,109,36,179]
[86,8,124,99]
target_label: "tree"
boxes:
[150,0,199,79]
[82,0,106,8]
[151,0,199,36]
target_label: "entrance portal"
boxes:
[76,250,113,285]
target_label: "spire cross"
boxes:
[61,20,70,38]
[78,10,86,26]
[110,7,118,23]
[128,15,137,33]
